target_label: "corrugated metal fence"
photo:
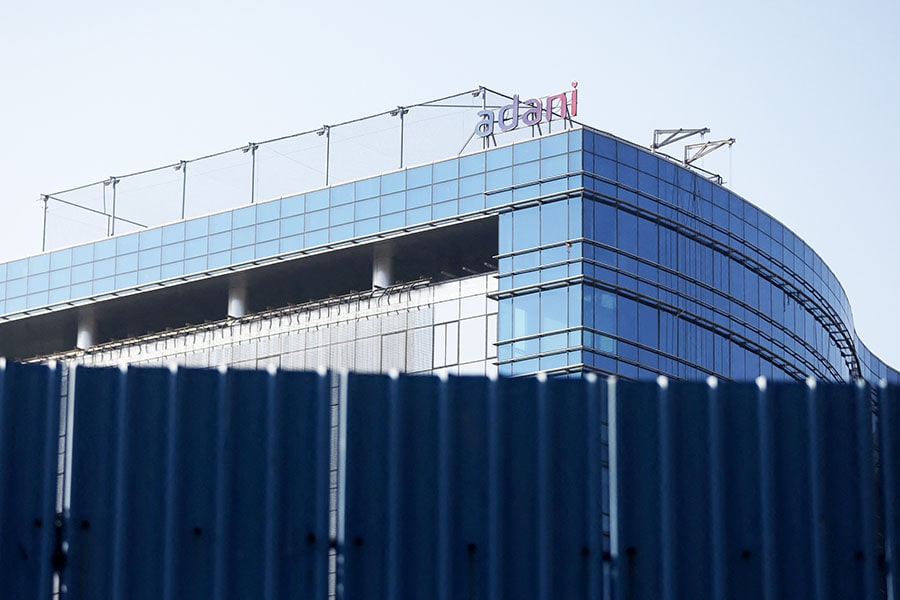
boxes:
[66,366,331,599]
[1,363,899,599]
[0,361,60,600]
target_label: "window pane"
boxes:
[513,161,539,185]
[115,253,137,273]
[515,139,540,163]
[307,210,328,231]
[233,206,255,228]
[208,232,230,253]
[282,195,304,217]
[541,287,567,331]
[513,293,539,338]
[381,192,405,214]
[50,250,72,270]
[138,228,162,249]
[72,245,94,265]
[330,183,354,206]
[381,171,405,194]
[618,296,637,341]
[407,165,432,188]
[256,200,280,222]
[162,222,185,244]
[209,211,232,234]
[281,215,305,236]
[407,187,431,209]
[568,284,582,327]
[596,290,616,333]
[486,146,512,170]
[541,133,567,157]
[116,234,139,255]
[617,211,637,253]
[255,220,279,242]
[49,270,70,288]
[617,143,638,166]
[329,203,354,226]
[94,258,115,278]
[459,153,484,177]
[595,202,616,246]
[185,218,208,239]
[94,239,116,259]
[638,218,658,261]
[541,201,567,245]
[433,159,458,183]
[513,206,540,249]
[307,189,329,211]
[433,180,458,203]
[162,243,184,263]
[568,198,582,239]
[541,154,568,179]
[499,213,513,255]
[139,248,161,269]
[486,167,511,190]
[185,238,207,258]
[638,303,659,347]
[232,226,255,248]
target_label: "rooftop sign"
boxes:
[475,83,578,137]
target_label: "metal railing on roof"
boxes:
[36,86,581,253]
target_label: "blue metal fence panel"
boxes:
[711,382,764,597]
[339,373,607,600]
[6,364,900,598]
[609,380,660,598]
[881,383,900,599]
[0,361,60,599]
[541,376,605,599]
[64,366,330,600]
[611,378,880,600]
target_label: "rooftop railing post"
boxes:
[318,126,331,187]
[41,195,48,252]
[177,160,188,220]
[392,107,409,169]
[399,108,405,169]
[102,181,109,236]
[248,144,259,204]
[109,177,119,236]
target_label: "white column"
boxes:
[76,312,95,350]
[228,280,248,318]
[373,245,394,290]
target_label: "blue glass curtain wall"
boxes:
[575,129,885,383]
[0,132,583,319]
[1,122,897,383]
[496,195,585,377]
[494,128,897,382]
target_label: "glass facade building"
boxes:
[58,275,500,377]
[1,124,896,384]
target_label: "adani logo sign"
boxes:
[475,83,578,137]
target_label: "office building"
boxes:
[0,87,895,384]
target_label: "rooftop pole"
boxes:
[318,126,331,187]
[244,143,259,204]
[177,160,188,220]
[41,195,48,252]
[392,106,409,169]
[109,177,120,236]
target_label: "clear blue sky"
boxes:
[2,1,899,369]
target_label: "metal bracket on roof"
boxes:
[651,128,709,152]
[684,138,736,167]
